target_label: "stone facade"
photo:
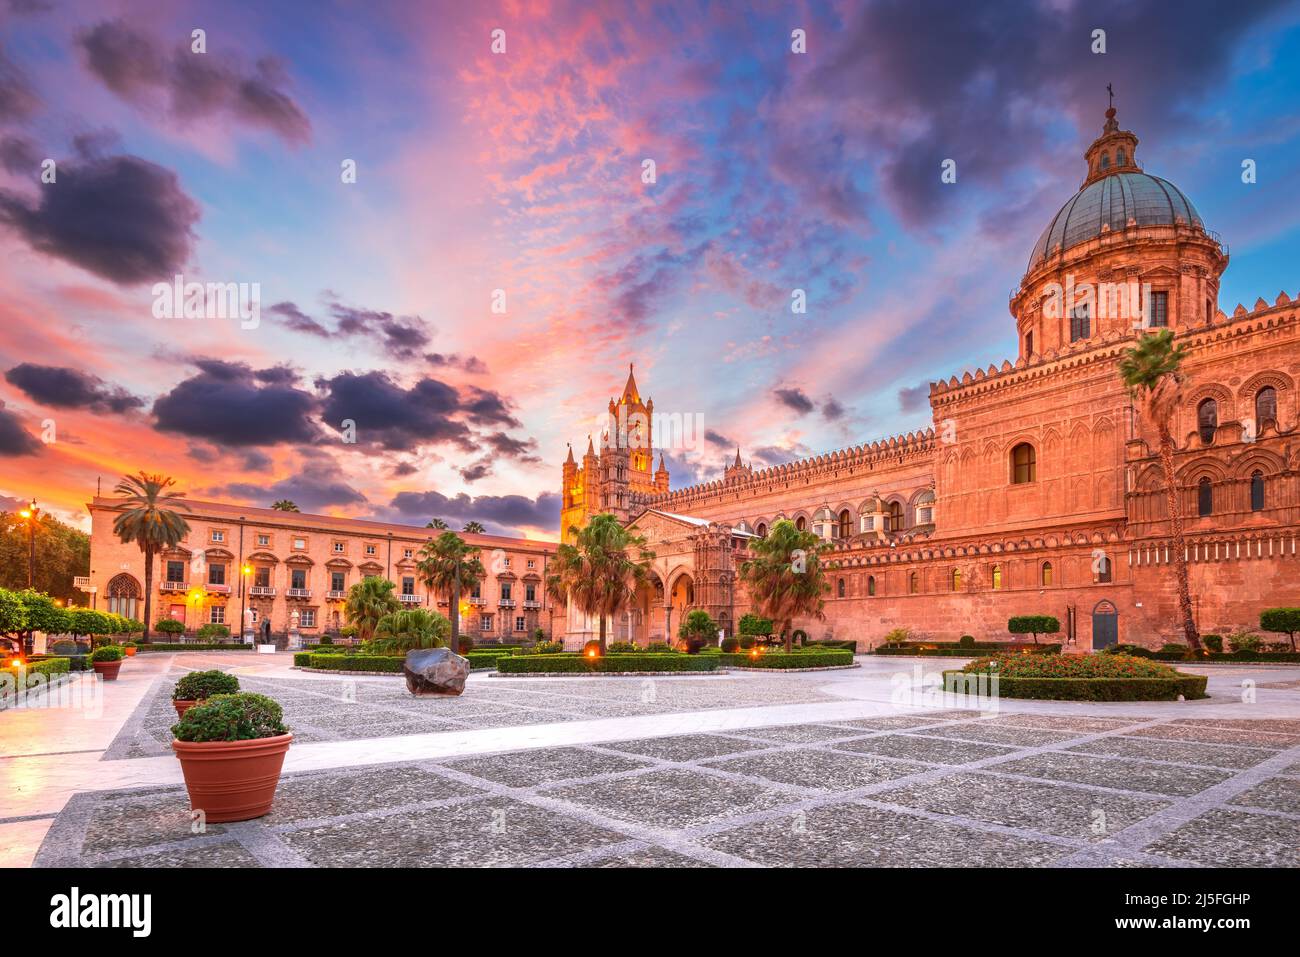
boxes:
[86,498,558,642]
[561,108,1300,651]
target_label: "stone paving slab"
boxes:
[1067,736,1280,770]
[833,733,1019,765]
[1143,809,1300,867]
[991,752,1234,797]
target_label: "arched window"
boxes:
[756,523,767,538]
[795,516,806,532]
[836,577,845,598]
[950,567,961,591]
[991,565,1002,590]
[1101,153,1110,169]
[1011,443,1036,484]
[838,509,852,539]
[1197,476,1213,516]
[1251,470,1265,512]
[1256,387,1277,426]
[867,575,876,596]
[908,571,918,594]
[1197,399,1218,444]
[887,501,904,533]
[1116,147,1126,165]
[1095,554,1112,583]
[1041,561,1053,587]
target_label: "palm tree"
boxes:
[369,608,450,654]
[343,576,401,642]
[271,499,300,512]
[545,513,654,654]
[425,518,448,529]
[111,473,191,643]
[417,531,485,654]
[462,521,485,534]
[739,519,828,652]
[1120,329,1201,650]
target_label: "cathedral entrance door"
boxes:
[1091,600,1118,650]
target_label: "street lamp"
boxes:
[240,563,253,642]
[18,498,38,588]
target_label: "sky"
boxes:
[1,0,1298,539]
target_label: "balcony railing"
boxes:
[523,600,542,609]
[206,584,231,594]
[399,593,422,603]
[250,585,276,596]
[499,598,516,608]
[326,590,347,600]
[286,588,312,599]
[160,581,187,592]
[468,596,487,606]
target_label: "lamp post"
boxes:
[240,563,253,642]
[18,498,39,588]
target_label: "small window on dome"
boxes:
[1116,148,1126,165]
[1100,153,1110,169]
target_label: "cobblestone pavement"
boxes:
[37,709,1300,868]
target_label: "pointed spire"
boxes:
[565,443,575,465]
[621,363,640,405]
[734,447,742,467]
[585,434,594,456]
[657,451,667,472]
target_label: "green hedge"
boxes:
[4,657,71,678]
[720,650,853,669]
[307,654,404,673]
[138,643,253,651]
[875,644,1062,657]
[943,671,1208,701]
[497,654,720,674]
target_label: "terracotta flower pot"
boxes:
[173,698,199,720]
[172,733,293,823]
[92,659,123,681]
[124,647,137,657]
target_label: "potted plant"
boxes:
[122,641,138,657]
[171,669,241,719]
[677,610,719,655]
[170,692,292,822]
[91,645,125,680]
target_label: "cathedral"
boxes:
[560,106,1300,651]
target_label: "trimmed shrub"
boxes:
[196,623,231,641]
[961,652,1177,679]
[1260,608,1300,651]
[497,654,719,674]
[738,614,773,637]
[1007,615,1060,644]
[171,692,288,742]
[1203,634,1224,653]
[882,627,912,647]
[138,643,252,651]
[533,640,565,654]
[791,629,809,644]
[293,651,312,667]
[720,650,853,669]
[958,635,976,647]
[1227,632,1261,653]
[91,645,124,662]
[646,641,673,654]
[307,654,404,673]
[944,672,1208,701]
[172,670,240,701]
[720,637,740,653]
[1104,643,1153,658]
[154,618,186,636]
[607,641,638,654]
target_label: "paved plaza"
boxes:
[5,653,1300,868]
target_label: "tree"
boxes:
[271,500,300,512]
[111,473,191,643]
[0,588,29,660]
[0,511,90,602]
[545,513,653,655]
[343,576,401,642]
[424,518,448,530]
[1119,329,1200,650]
[462,521,485,534]
[369,608,451,654]
[738,519,828,653]
[1261,608,1300,652]
[417,532,485,655]
[678,609,719,652]
[1007,614,1060,645]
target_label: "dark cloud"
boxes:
[0,46,39,122]
[426,352,488,374]
[0,134,39,174]
[0,402,40,455]
[897,382,930,414]
[772,387,814,415]
[76,19,310,145]
[459,461,491,483]
[704,429,734,449]
[4,363,144,413]
[822,397,846,421]
[0,153,199,284]
[268,301,330,337]
[460,387,521,429]
[153,362,320,446]
[214,457,368,514]
[482,431,539,461]
[316,370,471,452]
[330,303,431,360]
[388,489,560,536]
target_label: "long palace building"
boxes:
[561,106,1300,651]
[86,498,558,642]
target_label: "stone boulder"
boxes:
[403,647,471,697]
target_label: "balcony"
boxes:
[250,585,276,597]
[206,584,231,595]
[286,588,312,599]
[326,590,347,600]
[468,596,487,606]
[498,598,516,608]
[399,593,422,604]
[523,600,542,610]
[160,581,187,592]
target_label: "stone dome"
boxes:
[1028,171,1203,272]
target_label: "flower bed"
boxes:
[948,653,1208,700]
[496,653,721,674]
[719,650,854,669]
[875,642,1061,656]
